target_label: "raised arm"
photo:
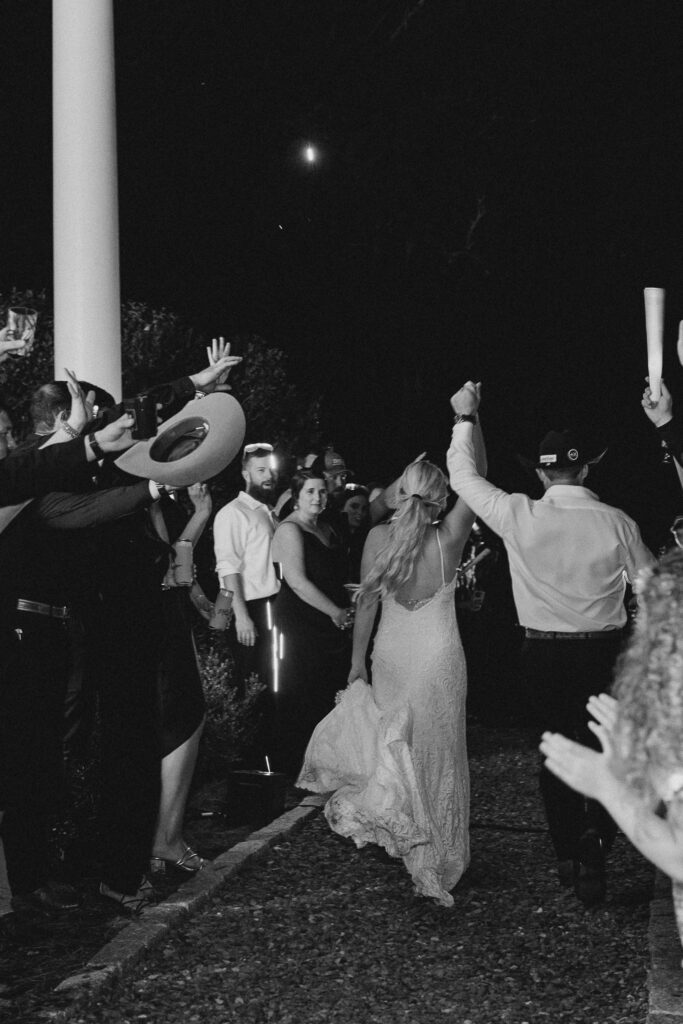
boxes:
[447,382,514,538]
[32,480,155,529]
[0,414,134,506]
[642,379,683,467]
[179,483,212,548]
[440,418,487,557]
[272,522,348,628]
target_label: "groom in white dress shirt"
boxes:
[446,382,655,906]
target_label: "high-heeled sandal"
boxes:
[99,879,155,915]
[149,845,206,874]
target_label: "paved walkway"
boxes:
[13,726,682,1024]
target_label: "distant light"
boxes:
[303,144,318,164]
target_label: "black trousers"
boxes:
[228,597,276,692]
[521,634,623,861]
[96,620,161,896]
[0,616,69,895]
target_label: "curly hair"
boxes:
[356,460,447,603]
[611,548,683,801]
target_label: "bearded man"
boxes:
[213,443,280,689]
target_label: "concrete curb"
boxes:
[44,795,325,1021]
[647,870,683,1023]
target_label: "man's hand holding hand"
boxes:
[450,381,482,417]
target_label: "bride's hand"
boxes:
[348,663,368,685]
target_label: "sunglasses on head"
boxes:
[244,442,274,454]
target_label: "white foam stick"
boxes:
[644,287,665,402]
[678,321,683,367]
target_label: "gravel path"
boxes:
[30,726,655,1023]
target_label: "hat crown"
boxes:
[115,393,245,486]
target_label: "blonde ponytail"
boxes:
[356,461,447,603]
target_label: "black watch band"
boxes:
[454,413,477,424]
[87,431,105,460]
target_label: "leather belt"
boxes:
[17,598,70,620]
[524,627,622,641]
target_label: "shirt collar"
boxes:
[541,484,600,502]
[239,490,274,513]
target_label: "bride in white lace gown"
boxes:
[298,427,486,907]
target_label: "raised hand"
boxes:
[63,369,96,434]
[539,720,614,803]
[586,692,618,736]
[450,381,482,417]
[190,339,242,394]
[642,377,673,427]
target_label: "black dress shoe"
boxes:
[574,829,606,907]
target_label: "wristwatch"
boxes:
[87,431,105,460]
[454,413,477,424]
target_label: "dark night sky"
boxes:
[2,0,683,544]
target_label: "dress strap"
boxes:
[435,528,446,587]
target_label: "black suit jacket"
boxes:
[0,437,88,506]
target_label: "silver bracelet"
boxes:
[194,389,207,400]
[60,420,80,440]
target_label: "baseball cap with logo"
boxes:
[518,430,607,472]
[311,448,351,478]
[323,449,348,474]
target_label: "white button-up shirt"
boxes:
[213,491,280,602]
[447,423,656,632]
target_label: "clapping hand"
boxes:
[62,369,96,435]
[586,692,618,735]
[539,695,616,804]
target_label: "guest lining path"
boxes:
[11,726,658,1023]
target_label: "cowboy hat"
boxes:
[115,392,246,487]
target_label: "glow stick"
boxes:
[644,287,665,402]
[678,321,683,368]
[265,755,272,774]
[271,628,279,693]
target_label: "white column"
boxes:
[53,0,122,400]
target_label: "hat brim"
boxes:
[115,393,246,486]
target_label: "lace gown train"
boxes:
[298,544,469,907]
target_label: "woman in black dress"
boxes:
[272,471,352,775]
[149,483,212,875]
